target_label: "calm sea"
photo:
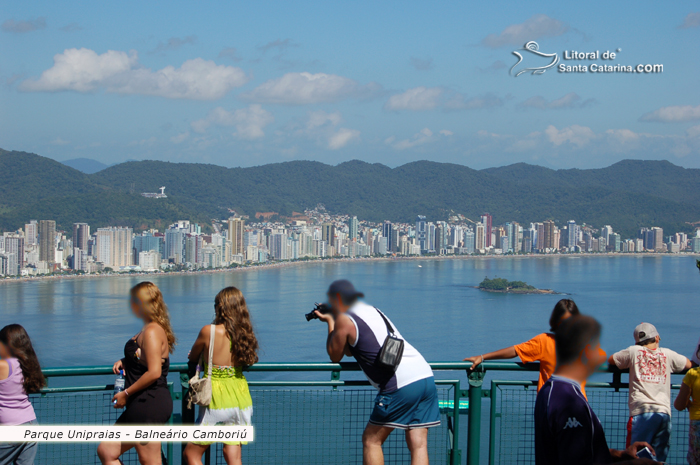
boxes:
[1,255,698,369]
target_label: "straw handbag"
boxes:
[187,324,215,408]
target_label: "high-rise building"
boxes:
[567,220,577,249]
[416,216,428,251]
[138,250,161,271]
[349,216,358,241]
[652,227,664,251]
[480,214,493,248]
[543,220,556,250]
[96,227,133,268]
[25,220,38,246]
[475,222,485,251]
[322,223,336,248]
[4,235,24,274]
[464,228,475,254]
[610,233,621,252]
[382,221,393,251]
[185,234,203,265]
[427,222,436,252]
[38,220,56,264]
[270,233,287,260]
[228,218,245,256]
[601,225,613,246]
[73,223,90,253]
[165,228,187,264]
[134,233,164,256]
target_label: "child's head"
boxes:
[634,323,660,347]
[555,315,606,378]
[214,287,259,367]
[549,299,580,332]
[0,324,45,393]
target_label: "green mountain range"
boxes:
[1,148,699,237]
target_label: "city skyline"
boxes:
[1,205,697,278]
[1,2,699,170]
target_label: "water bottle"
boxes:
[113,370,125,405]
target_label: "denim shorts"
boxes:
[627,412,671,463]
[369,377,440,430]
[0,419,38,465]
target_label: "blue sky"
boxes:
[1,1,699,169]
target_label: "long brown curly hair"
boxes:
[214,287,259,367]
[131,282,177,353]
[0,324,45,394]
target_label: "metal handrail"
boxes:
[42,360,649,377]
[38,361,677,465]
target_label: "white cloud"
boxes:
[387,128,452,150]
[2,17,46,33]
[170,132,190,144]
[482,14,568,48]
[445,93,503,110]
[518,92,595,110]
[306,110,342,130]
[20,48,249,100]
[679,12,700,29]
[544,124,596,147]
[328,128,360,150]
[385,87,502,111]
[640,104,700,123]
[296,110,360,149]
[384,87,443,111]
[241,72,381,105]
[50,137,70,145]
[191,105,274,139]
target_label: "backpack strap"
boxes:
[374,308,396,336]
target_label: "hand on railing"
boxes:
[462,355,484,371]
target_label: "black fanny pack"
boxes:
[374,309,405,372]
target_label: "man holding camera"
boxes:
[312,279,439,465]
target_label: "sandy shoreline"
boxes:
[1,252,698,286]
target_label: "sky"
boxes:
[1,1,699,170]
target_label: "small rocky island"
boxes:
[477,277,557,294]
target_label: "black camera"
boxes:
[305,303,332,321]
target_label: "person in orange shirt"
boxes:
[463,299,585,396]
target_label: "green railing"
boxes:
[30,361,691,464]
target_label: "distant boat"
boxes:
[418,265,422,268]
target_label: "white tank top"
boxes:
[346,301,433,392]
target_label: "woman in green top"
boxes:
[183,287,259,465]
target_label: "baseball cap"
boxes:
[634,323,659,344]
[327,279,364,300]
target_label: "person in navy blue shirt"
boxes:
[535,315,656,465]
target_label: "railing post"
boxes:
[181,368,195,461]
[449,381,463,465]
[488,381,498,465]
[467,369,485,465]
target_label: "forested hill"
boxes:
[1,148,700,237]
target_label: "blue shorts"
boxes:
[627,412,671,462]
[369,377,440,430]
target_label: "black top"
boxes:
[535,376,613,465]
[115,336,172,425]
